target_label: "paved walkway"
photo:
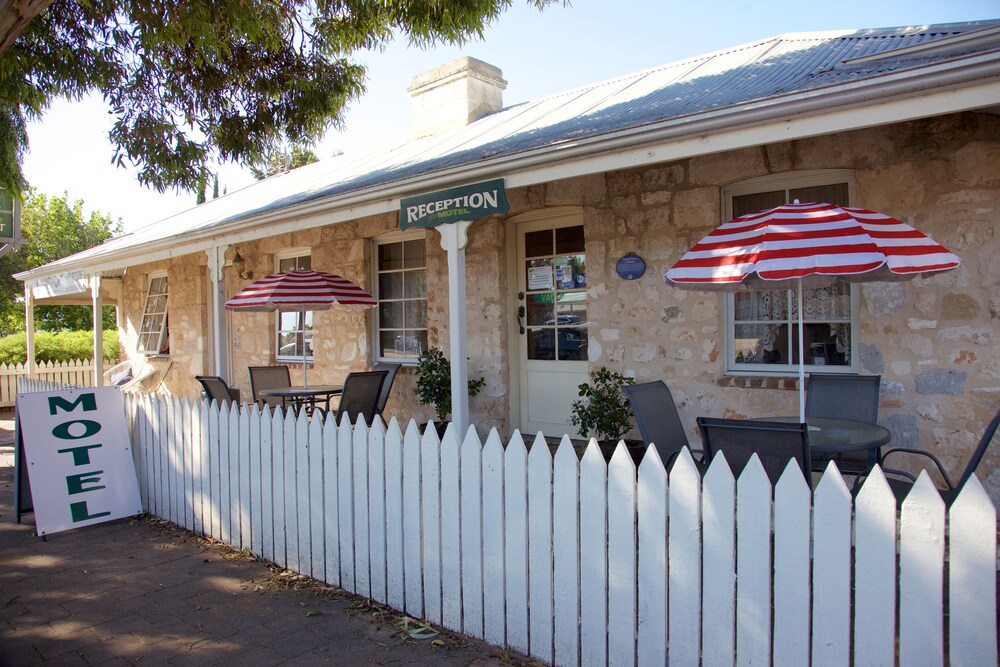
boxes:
[0,410,522,666]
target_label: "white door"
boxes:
[516,213,589,438]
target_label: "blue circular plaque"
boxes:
[615,253,646,280]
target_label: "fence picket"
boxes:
[368,419,388,605]
[607,443,637,667]
[383,419,404,605]
[353,417,371,596]
[734,456,771,666]
[527,432,553,664]
[704,448,736,667]
[552,437,580,667]
[637,448,667,667]
[948,477,998,667]
[505,432,529,656]
[460,427,485,640]
[899,474,946,666]
[322,411,340,585]
[773,461,812,667]
[669,450,702,667]
[853,467,897,665]
[440,424,462,632]
[338,415,356,591]
[309,414,326,584]
[579,441,607,667]
[17,388,987,667]
[422,425,443,624]
[482,429,506,648]
[402,420,423,618]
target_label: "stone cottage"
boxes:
[17,21,1000,501]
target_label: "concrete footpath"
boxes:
[0,410,526,666]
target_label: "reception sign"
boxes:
[400,179,508,230]
[15,387,142,536]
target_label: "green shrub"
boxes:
[570,366,635,443]
[0,330,120,365]
[414,347,486,422]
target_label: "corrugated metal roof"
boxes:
[22,19,1000,277]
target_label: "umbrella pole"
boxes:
[302,309,308,388]
[798,279,805,422]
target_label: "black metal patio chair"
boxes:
[623,380,704,468]
[697,416,813,489]
[373,362,402,418]
[195,375,240,407]
[249,365,291,411]
[806,374,881,474]
[862,405,1000,507]
[335,370,388,426]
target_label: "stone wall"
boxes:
[123,111,999,502]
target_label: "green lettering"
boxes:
[52,419,102,440]
[48,393,97,416]
[56,444,103,466]
[69,500,111,523]
[66,470,106,495]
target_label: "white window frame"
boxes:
[372,230,427,366]
[138,271,169,357]
[274,248,313,363]
[721,170,861,375]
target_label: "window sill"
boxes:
[717,375,801,390]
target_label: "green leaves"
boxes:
[0,0,556,197]
[414,347,485,422]
[570,366,635,443]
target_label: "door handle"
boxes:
[517,305,526,335]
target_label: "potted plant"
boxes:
[570,366,635,451]
[414,347,485,436]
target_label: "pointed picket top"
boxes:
[854,465,896,513]
[554,434,578,466]
[814,459,851,503]
[774,459,811,505]
[461,424,484,454]
[736,453,770,494]
[703,449,736,487]
[421,419,442,449]
[528,431,552,466]
[369,413,386,440]
[402,417,422,444]
[610,440,636,473]
[483,426,504,459]
[581,438,606,468]
[507,429,528,464]
[950,472,994,514]
[440,420,461,450]
[637,443,665,478]
[901,471,946,517]
[386,415,403,441]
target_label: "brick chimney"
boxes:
[408,57,507,139]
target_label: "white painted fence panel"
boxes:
[899,474,946,666]
[504,433,529,656]
[527,433,553,664]
[421,426,443,625]
[460,429,485,640]
[853,468,898,666]
[579,442,607,667]
[552,437,580,667]
[16,384,991,667]
[735,456,771,666]
[440,426,462,632]
[1,359,95,406]
[636,449,667,667]
[772,464,811,667]
[607,444,637,667]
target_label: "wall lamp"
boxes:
[232,251,253,280]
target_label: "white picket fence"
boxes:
[15,380,999,666]
[1,359,95,406]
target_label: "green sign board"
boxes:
[400,179,508,230]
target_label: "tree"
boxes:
[250,143,321,180]
[0,0,553,198]
[0,189,121,334]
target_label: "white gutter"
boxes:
[17,50,1000,283]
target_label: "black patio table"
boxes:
[258,384,343,413]
[760,415,891,456]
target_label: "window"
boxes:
[275,251,312,362]
[138,274,169,355]
[723,171,859,374]
[375,235,427,362]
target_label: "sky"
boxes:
[22,0,1000,234]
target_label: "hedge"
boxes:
[0,330,120,365]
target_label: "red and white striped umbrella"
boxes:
[225,269,377,311]
[665,201,960,288]
[226,269,376,385]
[665,202,961,419]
